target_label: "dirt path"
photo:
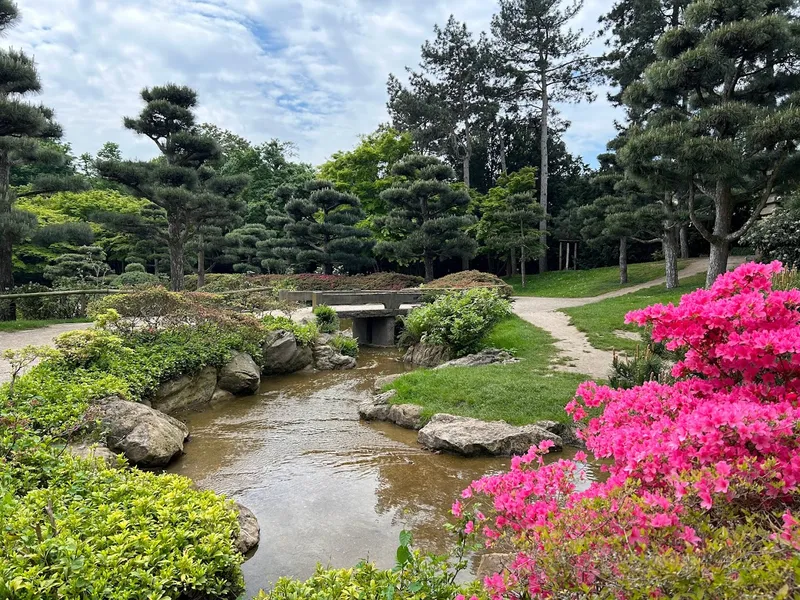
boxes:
[512,258,742,379]
[0,322,91,383]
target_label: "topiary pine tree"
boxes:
[97,84,248,291]
[0,0,88,319]
[375,155,476,282]
[622,0,800,285]
[270,181,374,275]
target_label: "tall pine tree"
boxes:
[98,85,247,291]
[376,155,476,282]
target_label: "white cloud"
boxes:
[6,0,621,167]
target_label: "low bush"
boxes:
[261,315,318,346]
[607,345,669,390]
[312,304,339,333]
[111,263,161,288]
[424,270,512,297]
[11,283,93,320]
[401,288,511,356]
[330,333,359,358]
[187,272,423,292]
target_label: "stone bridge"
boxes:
[277,289,424,347]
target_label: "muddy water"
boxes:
[167,349,594,596]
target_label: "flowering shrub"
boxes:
[458,261,800,598]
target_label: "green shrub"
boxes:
[261,315,318,346]
[111,263,160,288]
[424,270,513,297]
[11,283,91,320]
[186,272,423,293]
[742,201,800,267]
[401,288,512,356]
[608,346,669,390]
[330,333,359,358]
[254,531,482,600]
[313,304,339,333]
[53,329,130,369]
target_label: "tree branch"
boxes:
[729,150,788,241]
[688,179,715,244]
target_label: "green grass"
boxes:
[0,318,90,332]
[561,274,707,354]
[388,315,587,425]
[505,260,689,297]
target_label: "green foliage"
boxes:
[187,272,423,293]
[402,288,511,356]
[742,204,800,269]
[261,315,318,346]
[255,531,481,600]
[43,245,111,285]
[0,446,244,600]
[111,263,160,288]
[608,345,669,389]
[330,333,359,358]
[53,329,129,369]
[11,283,92,320]
[312,304,339,333]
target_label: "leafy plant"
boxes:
[423,270,513,297]
[607,345,668,390]
[330,333,358,358]
[261,315,318,346]
[312,304,339,333]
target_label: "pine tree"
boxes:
[376,155,476,282]
[622,0,800,284]
[491,0,599,272]
[98,85,248,291]
[222,223,272,273]
[271,181,374,275]
[0,0,87,319]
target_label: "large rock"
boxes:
[262,331,313,374]
[217,352,260,395]
[152,365,218,415]
[313,339,356,371]
[358,390,424,429]
[535,420,581,446]
[435,348,519,370]
[234,502,260,555]
[417,413,562,457]
[87,397,189,466]
[403,344,451,368]
[67,442,119,467]
[373,373,404,392]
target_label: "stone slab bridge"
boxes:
[278,290,423,347]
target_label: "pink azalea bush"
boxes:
[456,261,800,598]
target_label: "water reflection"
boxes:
[166,349,595,597]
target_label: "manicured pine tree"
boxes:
[376,155,476,282]
[271,181,374,275]
[491,0,599,273]
[622,0,800,285]
[0,0,88,319]
[98,84,248,291]
[222,223,273,273]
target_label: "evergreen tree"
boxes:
[491,0,599,272]
[0,0,87,319]
[222,223,273,273]
[622,0,800,285]
[98,85,248,291]
[387,16,495,188]
[43,245,110,286]
[477,167,544,287]
[271,181,374,275]
[376,155,476,282]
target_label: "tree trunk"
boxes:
[521,244,527,288]
[510,247,518,276]
[423,255,434,283]
[538,72,549,274]
[462,255,469,271]
[462,133,471,188]
[663,229,679,290]
[167,218,185,292]
[619,236,628,284]
[323,262,333,276]
[706,182,734,286]
[505,253,512,277]
[0,151,15,321]
[197,233,205,289]
[498,127,508,174]
[679,224,690,259]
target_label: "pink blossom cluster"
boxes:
[459,262,800,598]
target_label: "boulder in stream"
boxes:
[313,338,356,371]
[403,344,451,368]
[152,365,218,414]
[234,502,260,555]
[217,351,260,395]
[418,413,562,457]
[358,390,424,429]
[262,331,313,374]
[87,396,189,466]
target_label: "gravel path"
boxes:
[0,322,91,383]
[511,258,741,379]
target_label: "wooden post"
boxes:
[573,241,578,270]
[558,241,563,271]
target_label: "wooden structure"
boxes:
[558,240,579,271]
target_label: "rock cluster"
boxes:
[262,331,313,374]
[434,348,519,369]
[312,335,357,370]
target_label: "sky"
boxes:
[7,0,621,168]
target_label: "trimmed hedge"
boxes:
[186,272,423,292]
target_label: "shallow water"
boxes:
[167,348,594,596]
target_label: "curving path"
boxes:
[511,258,743,380]
[0,322,91,383]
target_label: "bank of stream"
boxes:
[167,348,595,597]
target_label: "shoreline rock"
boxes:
[312,335,357,371]
[262,331,313,374]
[234,503,260,555]
[417,413,562,457]
[217,351,261,395]
[434,348,519,369]
[403,343,451,367]
[152,365,218,415]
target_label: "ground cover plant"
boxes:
[561,273,706,354]
[504,260,688,298]
[390,315,587,425]
[423,271,513,297]
[456,261,800,598]
[187,272,424,292]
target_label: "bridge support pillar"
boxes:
[352,316,396,347]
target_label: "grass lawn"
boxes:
[387,315,588,425]
[561,274,707,354]
[0,318,90,333]
[505,260,689,297]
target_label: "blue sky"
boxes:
[8,0,620,168]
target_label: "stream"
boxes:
[167,348,594,597]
